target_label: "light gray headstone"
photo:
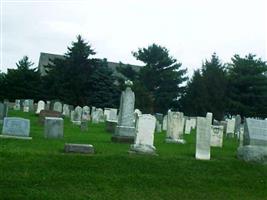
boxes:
[72,106,82,125]
[195,112,212,160]
[210,125,224,147]
[114,86,135,139]
[162,115,167,131]
[2,117,30,138]
[62,104,70,117]
[130,114,156,154]
[36,100,45,114]
[23,100,30,112]
[82,106,90,121]
[13,99,20,110]
[44,117,63,139]
[166,111,185,143]
[53,101,62,113]
[107,108,118,122]
[226,118,235,136]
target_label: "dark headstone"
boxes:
[64,143,94,154]
[39,110,62,125]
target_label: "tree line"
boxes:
[1,35,267,120]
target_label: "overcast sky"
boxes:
[1,0,266,76]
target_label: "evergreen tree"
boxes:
[227,54,267,118]
[2,56,41,101]
[180,53,227,120]
[132,44,188,113]
[43,35,120,107]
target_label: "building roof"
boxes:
[38,52,142,78]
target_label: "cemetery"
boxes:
[0,97,267,199]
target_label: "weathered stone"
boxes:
[210,125,224,147]
[80,120,88,132]
[226,118,235,137]
[235,115,242,135]
[155,120,162,133]
[36,100,45,114]
[39,110,62,125]
[64,143,94,154]
[13,99,20,110]
[105,120,117,133]
[1,117,31,139]
[62,104,70,117]
[107,108,118,121]
[71,106,82,125]
[82,106,90,121]
[195,112,212,160]
[130,114,157,155]
[113,85,135,142]
[0,103,8,124]
[53,101,62,113]
[44,117,63,139]
[162,115,167,131]
[155,113,163,125]
[23,100,30,112]
[237,145,267,164]
[166,111,185,143]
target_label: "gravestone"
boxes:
[210,125,224,147]
[64,143,94,154]
[28,99,34,112]
[104,108,111,121]
[71,106,82,125]
[23,100,30,112]
[53,101,62,113]
[107,108,118,121]
[166,111,185,143]
[155,113,163,125]
[92,109,101,123]
[39,110,62,125]
[162,115,167,131]
[13,99,21,110]
[195,112,212,160]
[80,120,88,132]
[0,103,8,124]
[226,118,235,137]
[112,81,135,143]
[44,117,63,139]
[155,120,162,133]
[1,117,31,139]
[130,114,157,155]
[46,101,51,110]
[238,118,267,164]
[62,104,70,117]
[235,115,242,135]
[36,100,45,114]
[184,119,192,134]
[82,106,90,121]
[98,108,105,122]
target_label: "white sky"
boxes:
[0,0,266,76]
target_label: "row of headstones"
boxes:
[13,99,119,124]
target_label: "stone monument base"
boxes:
[0,135,32,140]
[165,138,186,144]
[237,145,267,164]
[129,144,157,155]
[111,135,134,143]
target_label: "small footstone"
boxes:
[64,143,94,154]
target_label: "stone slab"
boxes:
[64,143,94,154]
[0,135,32,140]
[237,145,267,164]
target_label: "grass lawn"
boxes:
[0,110,266,200]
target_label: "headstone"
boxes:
[238,118,267,164]
[166,111,185,143]
[36,100,45,114]
[112,81,135,143]
[23,100,30,112]
[195,112,212,160]
[0,103,8,124]
[82,106,90,121]
[28,99,34,112]
[80,120,88,132]
[53,101,62,113]
[64,143,94,154]
[92,109,101,123]
[210,125,224,147]
[155,120,162,133]
[46,101,51,110]
[235,115,241,135]
[155,113,163,125]
[130,114,157,155]
[44,117,63,139]
[226,118,235,137]
[39,110,62,125]
[98,108,105,122]
[107,108,118,121]
[184,119,192,134]
[162,115,167,131]
[13,99,20,110]
[62,104,70,117]
[1,117,31,139]
[104,108,111,121]
[71,106,82,125]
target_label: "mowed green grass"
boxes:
[0,110,266,200]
